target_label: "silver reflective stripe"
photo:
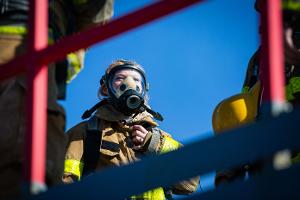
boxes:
[0,0,29,13]
[147,128,161,154]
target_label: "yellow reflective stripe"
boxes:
[64,159,84,180]
[0,25,55,44]
[131,187,165,200]
[160,136,182,154]
[0,25,27,35]
[67,53,83,83]
[282,0,300,11]
[290,77,300,94]
[241,86,250,94]
[292,152,300,164]
[48,28,55,45]
[285,84,295,101]
[286,77,300,101]
[48,38,54,45]
[131,137,181,199]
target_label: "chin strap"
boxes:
[81,99,108,120]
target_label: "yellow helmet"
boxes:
[212,81,261,134]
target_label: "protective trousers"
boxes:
[0,33,66,199]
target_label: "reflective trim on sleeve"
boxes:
[241,86,250,94]
[282,0,300,11]
[146,128,161,154]
[0,25,27,35]
[160,136,182,154]
[131,187,165,200]
[285,84,295,101]
[292,152,300,164]
[290,77,300,94]
[64,159,84,180]
[286,77,300,101]
[48,28,54,45]
[66,52,83,83]
[0,25,55,44]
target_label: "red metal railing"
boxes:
[0,0,205,194]
[0,0,288,195]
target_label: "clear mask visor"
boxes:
[108,69,146,98]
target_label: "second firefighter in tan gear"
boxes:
[63,60,199,200]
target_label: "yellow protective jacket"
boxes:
[63,103,199,200]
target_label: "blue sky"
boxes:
[60,0,258,193]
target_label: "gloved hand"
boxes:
[131,125,149,150]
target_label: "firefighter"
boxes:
[213,0,300,187]
[0,0,114,199]
[63,59,199,200]
[242,0,300,106]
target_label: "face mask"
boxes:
[81,63,163,121]
[108,68,146,115]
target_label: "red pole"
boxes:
[26,0,48,193]
[260,0,287,116]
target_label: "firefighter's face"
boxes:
[111,69,144,97]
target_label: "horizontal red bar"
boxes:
[0,54,28,79]
[0,0,204,81]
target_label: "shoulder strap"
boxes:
[82,115,102,176]
[242,49,260,92]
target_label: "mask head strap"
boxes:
[100,63,149,91]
